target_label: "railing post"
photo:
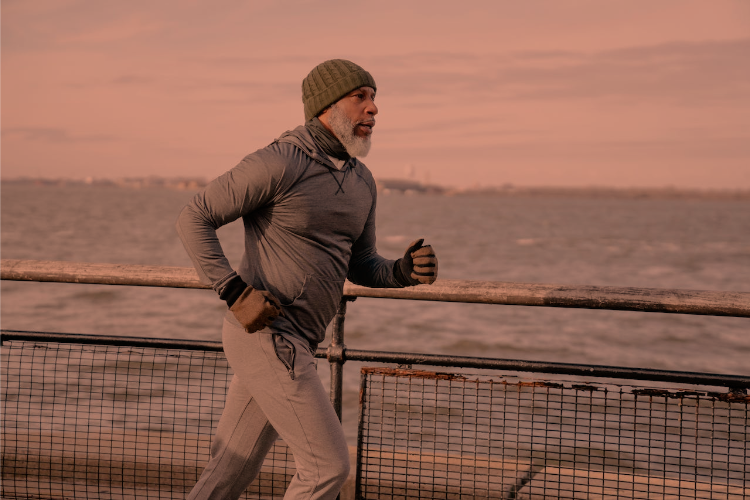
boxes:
[327,297,353,422]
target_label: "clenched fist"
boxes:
[229,286,284,333]
[394,238,438,286]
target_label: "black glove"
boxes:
[220,275,283,333]
[393,238,438,286]
[229,286,284,333]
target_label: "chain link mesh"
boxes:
[357,367,749,499]
[1,339,294,499]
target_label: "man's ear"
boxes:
[318,106,334,133]
[318,105,332,119]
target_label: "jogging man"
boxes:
[176,59,438,499]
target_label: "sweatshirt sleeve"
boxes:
[175,151,282,295]
[347,180,402,288]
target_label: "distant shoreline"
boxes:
[440,185,750,201]
[3,176,750,201]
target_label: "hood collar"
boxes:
[305,117,350,161]
[277,123,357,170]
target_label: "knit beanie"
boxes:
[302,59,377,121]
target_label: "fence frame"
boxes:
[4,258,750,421]
[2,259,749,498]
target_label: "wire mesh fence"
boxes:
[357,367,749,500]
[1,337,294,499]
[3,333,749,500]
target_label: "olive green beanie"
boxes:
[302,59,376,121]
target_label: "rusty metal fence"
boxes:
[3,330,749,499]
[2,259,750,499]
[357,367,749,499]
[0,332,295,500]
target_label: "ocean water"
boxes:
[2,183,750,440]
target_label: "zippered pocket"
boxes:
[273,334,296,380]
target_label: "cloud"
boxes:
[378,38,750,105]
[111,75,154,85]
[506,38,750,104]
[381,134,750,161]
[56,16,163,45]
[585,136,750,160]
[378,115,542,144]
[2,127,116,143]
[198,54,314,67]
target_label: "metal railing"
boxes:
[356,367,749,499]
[1,330,296,499]
[2,259,749,499]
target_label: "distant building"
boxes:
[375,178,444,195]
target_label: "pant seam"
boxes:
[261,334,322,499]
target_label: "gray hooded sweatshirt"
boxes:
[176,125,400,349]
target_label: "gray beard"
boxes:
[328,103,372,158]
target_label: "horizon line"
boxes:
[4,175,750,195]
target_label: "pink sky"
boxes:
[2,0,749,189]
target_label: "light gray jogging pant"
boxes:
[187,316,350,500]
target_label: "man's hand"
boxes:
[229,286,284,333]
[394,238,438,286]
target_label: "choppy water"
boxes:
[2,183,750,441]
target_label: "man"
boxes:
[176,59,438,500]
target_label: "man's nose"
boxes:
[366,99,378,116]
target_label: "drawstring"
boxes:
[328,168,347,195]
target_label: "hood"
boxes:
[276,125,344,171]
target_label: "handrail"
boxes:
[2,258,750,317]
[4,330,749,389]
[0,259,210,289]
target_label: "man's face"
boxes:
[319,86,377,157]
